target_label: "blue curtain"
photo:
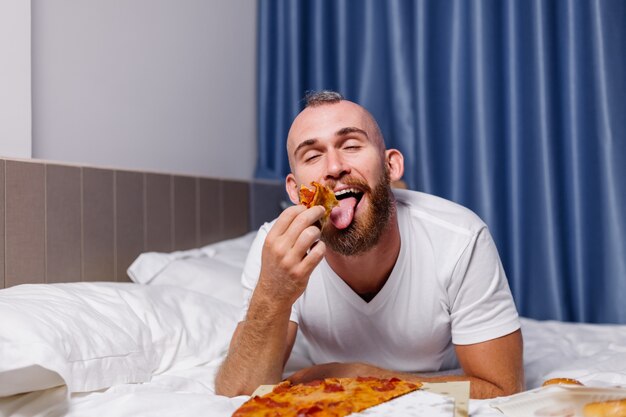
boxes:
[256,0,626,324]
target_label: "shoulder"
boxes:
[249,219,276,243]
[393,189,486,237]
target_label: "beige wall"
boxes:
[0,0,31,159]
[30,0,257,181]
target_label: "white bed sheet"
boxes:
[3,317,626,417]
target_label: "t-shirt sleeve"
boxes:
[448,227,520,345]
[239,222,300,324]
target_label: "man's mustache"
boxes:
[324,177,372,194]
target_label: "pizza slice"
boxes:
[232,376,422,417]
[299,182,339,225]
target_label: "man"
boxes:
[215,91,523,399]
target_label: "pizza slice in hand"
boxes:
[232,376,422,417]
[299,182,339,226]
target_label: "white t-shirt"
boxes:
[241,189,520,373]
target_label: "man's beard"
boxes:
[321,169,394,256]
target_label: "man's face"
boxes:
[286,101,394,255]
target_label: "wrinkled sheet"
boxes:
[3,317,626,417]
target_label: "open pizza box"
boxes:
[252,381,470,417]
[489,384,626,417]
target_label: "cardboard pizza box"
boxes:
[422,382,470,417]
[490,384,626,417]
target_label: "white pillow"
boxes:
[149,258,243,307]
[0,282,238,397]
[125,231,315,374]
[202,232,258,269]
[127,232,257,306]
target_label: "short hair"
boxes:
[304,90,344,107]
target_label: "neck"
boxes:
[324,208,401,300]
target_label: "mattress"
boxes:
[1,232,625,417]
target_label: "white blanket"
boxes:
[4,234,626,416]
[3,317,626,417]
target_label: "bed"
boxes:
[1,157,626,417]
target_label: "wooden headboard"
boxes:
[0,158,285,288]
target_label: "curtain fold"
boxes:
[256,0,626,323]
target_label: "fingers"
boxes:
[266,205,324,265]
[298,239,325,273]
[278,209,325,274]
[269,205,325,242]
[281,205,325,244]
[285,362,346,385]
[269,205,307,237]
[290,226,322,259]
[258,205,327,304]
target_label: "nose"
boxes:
[324,149,350,180]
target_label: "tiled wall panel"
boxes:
[115,171,144,282]
[82,168,115,281]
[198,178,222,245]
[145,173,172,253]
[250,181,287,230]
[5,161,46,286]
[173,176,197,251]
[0,158,284,288]
[46,165,82,283]
[222,180,250,239]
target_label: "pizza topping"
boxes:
[233,377,422,417]
[323,382,345,393]
[356,376,379,382]
[251,397,289,408]
[298,182,339,226]
[273,384,292,394]
[372,381,399,392]
[299,187,316,206]
[296,405,323,416]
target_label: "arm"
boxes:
[215,205,326,397]
[286,329,524,399]
[216,320,298,396]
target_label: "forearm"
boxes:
[347,368,517,399]
[215,205,326,397]
[215,294,292,397]
[406,373,521,399]
[352,367,522,399]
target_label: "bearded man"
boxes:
[215,91,524,399]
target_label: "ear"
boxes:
[285,173,300,204]
[385,149,404,183]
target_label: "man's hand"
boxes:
[215,205,326,397]
[255,204,327,307]
[287,362,391,384]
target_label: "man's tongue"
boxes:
[330,197,357,230]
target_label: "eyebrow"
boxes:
[293,127,369,158]
[336,127,368,138]
[293,138,318,158]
